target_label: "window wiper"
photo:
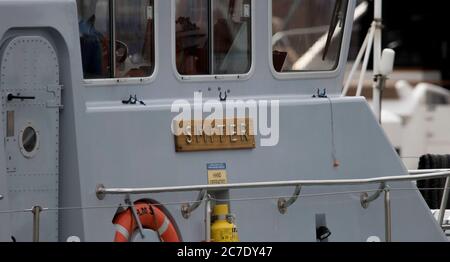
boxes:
[323,0,343,60]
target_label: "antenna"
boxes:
[342,0,396,123]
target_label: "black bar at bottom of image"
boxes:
[1,243,450,260]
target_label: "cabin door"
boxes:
[0,35,61,241]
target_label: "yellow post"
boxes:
[210,204,239,242]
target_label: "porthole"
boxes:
[19,124,40,159]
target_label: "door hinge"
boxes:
[4,139,16,173]
[46,85,64,109]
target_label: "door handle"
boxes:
[7,93,35,102]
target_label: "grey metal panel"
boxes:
[0,35,60,242]
[79,98,445,241]
[0,90,10,243]
[0,0,87,242]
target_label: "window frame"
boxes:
[171,0,255,82]
[81,0,159,87]
[268,0,351,80]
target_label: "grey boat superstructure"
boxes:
[0,0,447,242]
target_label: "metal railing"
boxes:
[96,169,450,242]
[96,170,450,197]
[2,170,450,242]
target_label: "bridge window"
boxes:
[77,0,155,80]
[175,0,252,76]
[272,0,348,73]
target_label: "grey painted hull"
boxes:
[0,0,446,242]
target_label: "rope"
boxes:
[1,187,450,215]
[328,97,339,167]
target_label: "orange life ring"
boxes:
[113,201,181,242]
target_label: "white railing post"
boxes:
[205,194,211,242]
[384,187,392,242]
[439,177,450,227]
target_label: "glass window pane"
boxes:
[176,0,252,76]
[115,0,155,78]
[213,0,251,74]
[175,0,210,75]
[272,0,348,72]
[77,0,112,79]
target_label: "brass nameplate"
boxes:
[174,118,256,152]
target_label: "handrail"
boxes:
[96,170,450,242]
[409,169,450,175]
[96,171,450,198]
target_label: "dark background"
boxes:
[352,0,449,87]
